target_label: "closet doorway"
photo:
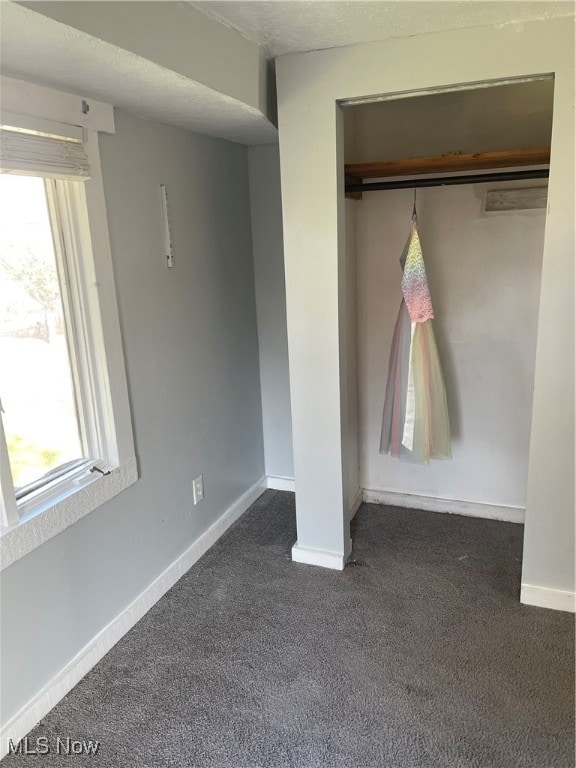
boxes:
[342,78,553,538]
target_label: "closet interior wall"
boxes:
[345,80,554,516]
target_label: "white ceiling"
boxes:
[192,1,575,57]
[2,2,573,146]
[0,3,277,144]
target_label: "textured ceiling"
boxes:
[2,2,573,146]
[192,1,575,57]
[0,4,277,144]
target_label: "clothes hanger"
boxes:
[412,188,418,225]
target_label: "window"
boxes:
[0,176,87,496]
[0,82,137,568]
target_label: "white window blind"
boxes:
[0,128,90,180]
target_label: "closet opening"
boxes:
[342,77,554,538]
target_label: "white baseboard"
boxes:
[266,475,295,492]
[272,480,359,567]
[0,477,267,759]
[521,583,576,613]
[362,487,525,524]
[291,541,348,570]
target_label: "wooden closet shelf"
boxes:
[345,148,551,180]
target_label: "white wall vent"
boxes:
[483,186,548,214]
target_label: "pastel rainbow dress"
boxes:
[379,213,451,464]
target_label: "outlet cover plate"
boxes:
[193,475,204,505]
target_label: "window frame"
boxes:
[0,78,137,569]
[47,176,113,467]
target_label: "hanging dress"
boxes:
[379,212,451,464]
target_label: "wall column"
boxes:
[276,91,351,569]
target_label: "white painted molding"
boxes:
[291,542,347,570]
[521,583,576,613]
[273,480,359,567]
[266,481,523,526]
[0,76,115,134]
[362,487,525,524]
[0,477,266,758]
[266,475,295,492]
[349,488,363,520]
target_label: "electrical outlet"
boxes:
[193,475,204,505]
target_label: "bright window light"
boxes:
[0,175,85,495]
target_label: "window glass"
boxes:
[0,175,84,494]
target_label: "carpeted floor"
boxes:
[7,491,574,767]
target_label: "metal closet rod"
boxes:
[345,168,549,194]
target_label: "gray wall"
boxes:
[247,145,293,480]
[247,148,361,500]
[357,183,545,507]
[1,109,265,723]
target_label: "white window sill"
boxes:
[0,457,137,570]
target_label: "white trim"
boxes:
[0,477,267,757]
[521,584,576,613]
[266,475,295,492]
[264,480,521,525]
[349,487,363,520]
[291,542,347,570]
[362,488,525,524]
[82,130,135,467]
[337,75,553,108]
[48,174,123,467]
[0,417,18,528]
[15,459,95,517]
[0,76,114,135]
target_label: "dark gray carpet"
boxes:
[7,491,574,767]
